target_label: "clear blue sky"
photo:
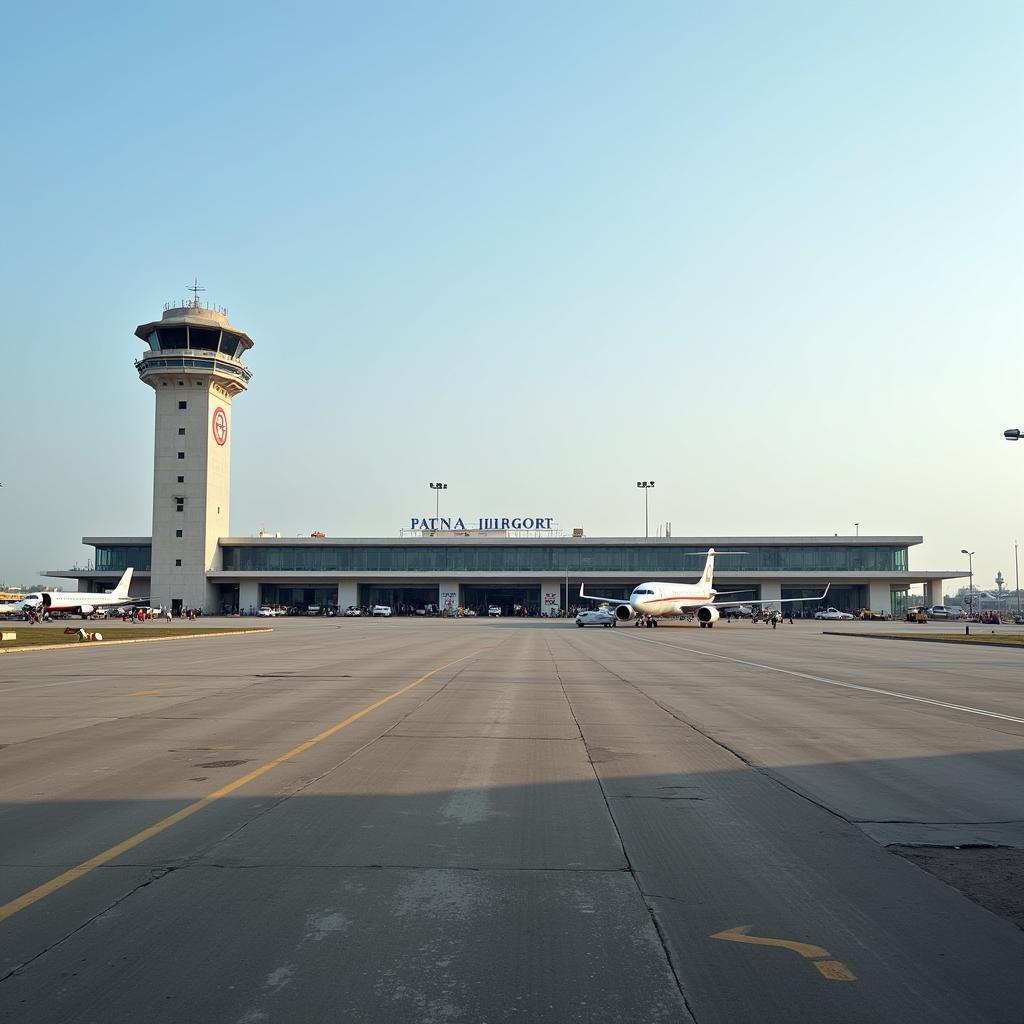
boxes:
[1,1,1022,592]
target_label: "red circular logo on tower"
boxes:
[212,407,228,446]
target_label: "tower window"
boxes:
[178,401,187,410]
[175,559,182,567]
[177,451,185,459]
[177,475,184,483]
[175,529,183,538]
[178,427,185,435]
[176,502,184,512]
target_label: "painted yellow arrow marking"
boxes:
[712,925,857,982]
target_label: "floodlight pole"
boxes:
[637,481,655,538]
[429,482,447,528]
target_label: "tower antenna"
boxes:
[188,277,206,308]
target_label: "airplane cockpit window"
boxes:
[633,588,653,595]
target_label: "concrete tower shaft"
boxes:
[134,297,254,613]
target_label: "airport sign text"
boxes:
[410,516,554,531]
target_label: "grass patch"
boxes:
[850,631,1024,648]
[0,626,269,649]
[927,632,1024,645]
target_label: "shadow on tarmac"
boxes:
[3,745,1024,1023]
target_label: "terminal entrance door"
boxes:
[461,586,539,616]
[360,586,440,614]
[218,583,239,614]
[782,585,865,615]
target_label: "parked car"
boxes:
[342,606,362,617]
[814,607,855,620]
[256,606,275,617]
[487,605,502,617]
[925,605,966,620]
[575,609,617,628]
[371,605,393,617]
[906,606,928,623]
[463,609,478,617]
[725,605,753,619]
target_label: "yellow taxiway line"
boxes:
[0,648,484,924]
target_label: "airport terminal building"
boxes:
[44,296,963,618]
[52,534,957,619]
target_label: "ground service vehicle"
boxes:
[814,607,855,620]
[371,605,393,617]
[487,605,501,617]
[575,609,617,627]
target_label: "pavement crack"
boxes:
[567,635,858,831]
[855,819,1024,826]
[545,635,700,1024]
[0,867,174,985]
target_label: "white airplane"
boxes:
[18,568,139,618]
[579,548,829,628]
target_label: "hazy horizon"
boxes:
[1,1,1021,592]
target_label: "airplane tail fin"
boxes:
[692,548,747,588]
[701,549,716,587]
[112,567,133,599]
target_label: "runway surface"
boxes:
[1,618,1023,1023]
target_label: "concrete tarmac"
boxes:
[1,618,1023,1023]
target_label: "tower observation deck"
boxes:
[134,292,255,613]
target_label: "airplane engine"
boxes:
[696,606,720,627]
[79,605,95,616]
[614,604,635,621]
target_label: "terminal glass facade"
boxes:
[95,545,152,571]
[222,544,909,575]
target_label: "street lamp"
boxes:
[637,481,655,538]
[429,482,447,527]
[960,549,975,616]
[1016,541,1021,620]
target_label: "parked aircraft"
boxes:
[18,568,139,618]
[579,549,829,627]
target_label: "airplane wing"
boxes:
[714,584,830,609]
[578,584,630,606]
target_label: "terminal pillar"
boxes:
[239,580,259,614]
[337,581,358,611]
[925,579,945,605]
[759,581,782,605]
[437,581,460,615]
[540,580,562,617]
[868,581,892,617]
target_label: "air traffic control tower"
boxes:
[134,290,254,614]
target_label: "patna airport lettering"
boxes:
[410,516,555,531]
